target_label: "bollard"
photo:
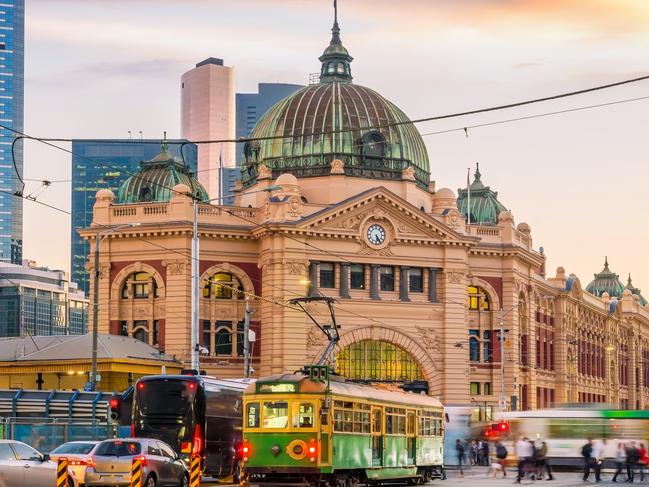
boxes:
[130,457,143,487]
[189,453,201,487]
[56,457,68,487]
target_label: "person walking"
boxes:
[456,439,466,477]
[536,441,554,480]
[638,443,648,481]
[495,440,509,478]
[613,442,627,482]
[582,438,598,482]
[592,439,605,482]
[626,442,639,482]
[515,436,534,484]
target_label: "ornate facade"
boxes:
[81,10,649,412]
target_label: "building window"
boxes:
[483,331,493,362]
[133,321,149,344]
[469,329,480,362]
[484,382,492,395]
[379,266,395,291]
[152,320,159,345]
[215,323,232,356]
[350,264,365,289]
[468,285,490,310]
[336,339,424,383]
[203,272,243,299]
[121,272,159,299]
[202,320,211,354]
[361,131,386,159]
[319,263,335,288]
[409,268,423,293]
[119,321,128,336]
[470,382,480,395]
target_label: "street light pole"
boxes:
[191,198,200,371]
[90,223,139,391]
[499,307,505,411]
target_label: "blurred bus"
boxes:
[489,408,649,467]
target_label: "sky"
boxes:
[21,0,649,292]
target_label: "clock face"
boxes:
[367,224,386,246]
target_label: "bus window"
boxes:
[294,402,315,428]
[263,401,289,429]
[246,402,260,428]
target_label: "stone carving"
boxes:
[395,220,418,234]
[330,159,345,174]
[284,259,308,276]
[415,326,440,353]
[287,195,302,218]
[358,240,393,256]
[402,166,416,181]
[306,325,327,348]
[163,260,186,276]
[258,164,272,179]
[332,211,367,230]
[134,306,148,317]
[447,271,465,284]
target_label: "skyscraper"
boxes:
[0,1,24,264]
[70,140,197,293]
[181,58,235,200]
[235,83,304,166]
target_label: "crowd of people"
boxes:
[455,437,649,482]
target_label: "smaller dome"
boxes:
[457,163,507,225]
[117,145,208,204]
[517,222,531,234]
[275,173,299,186]
[96,188,115,200]
[585,257,626,299]
[434,188,455,199]
[172,183,192,196]
[625,273,647,306]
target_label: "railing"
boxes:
[108,202,258,226]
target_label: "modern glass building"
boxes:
[0,261,88,337]
[71,140,197,293]
[0,1,24,264]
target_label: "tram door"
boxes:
[319,402,331,466]
[371,407,383,466]
[406,411,416,464]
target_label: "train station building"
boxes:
[80,13,649,414]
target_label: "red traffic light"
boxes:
[498,421,509,432]
[109,398,120,409]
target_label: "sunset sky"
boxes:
[23,0,649,292]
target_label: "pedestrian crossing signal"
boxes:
[305,365,330,381]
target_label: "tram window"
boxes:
[372,409,382,433]
[295,402,315,428]
[263,401,289,429]
[246,402,260,428]
[344,410,353,432]
[407,412,415,436]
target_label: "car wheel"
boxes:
[180,473,189,487]
[145,474,156,487]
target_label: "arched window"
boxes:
[360,131,386,159]
[335,340,423,383]
[133,327,149,344]
[121,272,160,299]
[469,329,480,362]
[203,272,244,299]
[139,186,152,202]
[468,285,491,311]
[328,63,335,74]
[336,62,345,74]
[215,326,232,356]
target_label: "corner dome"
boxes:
[457,163,507,225]
[116,144,208,204]
[585,257,626,299]
[625,273,647,306]
[240,5,429,190]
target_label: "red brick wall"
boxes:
[477,276,503,304]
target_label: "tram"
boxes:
[241,365,445,486]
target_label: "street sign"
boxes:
[248,329,256,342]
[498,399,507,410]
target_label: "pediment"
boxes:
[298,187,471,245]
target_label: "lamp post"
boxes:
[498,301,523,411]
[90,223,140,391]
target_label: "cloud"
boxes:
[514,62,543,69]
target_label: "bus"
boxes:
[132,374,254,479]
[492,407,649,467]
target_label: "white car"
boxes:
[0,439,78,487]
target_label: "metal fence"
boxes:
[0,417,117,453]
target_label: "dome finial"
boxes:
[474,162,481,182]
[319,0,353,83]
[161,130,169,154]
[604,255,609,270]
[628,273,633,286]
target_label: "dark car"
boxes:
[84,438,188,487]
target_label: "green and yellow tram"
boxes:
[242,368,444,486]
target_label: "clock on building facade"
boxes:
[366,223,386,246]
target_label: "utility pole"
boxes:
[499,308,506,411]
[191,199,200,372]
[243,296,251,378]
[90,234,100,390]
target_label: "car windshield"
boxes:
[51,443,96,455]
[94,441,141,457]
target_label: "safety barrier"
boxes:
[130,456,143,487]
[56,457,68,487]
[190,454,201,487]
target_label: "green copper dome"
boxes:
[457,164,508,224]
[240,8,430,189]
[585,257,626,299]
[116,145,208,204]
[626,274,647,305]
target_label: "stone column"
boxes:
[428,268,438,303]
[340,263,350,299]
[399,266,410,301]
[370,264,380,300]
[308,261,319,297]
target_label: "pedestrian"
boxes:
[456,439,465,477]
[612,442,627,482]
[515,436,534,484]
[582,438,600,482]
[626,442,639,482]
[536,440,554,480]
[469,439,478,465]
[495,440,508,477]
[638,443,648,481]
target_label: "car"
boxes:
[84,438,188,487]
[50,440,100,486]
[0,439,78,487]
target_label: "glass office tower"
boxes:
[0,1,24,264]
[71,140,197,293]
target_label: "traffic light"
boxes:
[108,395,121,424]
[497,421,510,433]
